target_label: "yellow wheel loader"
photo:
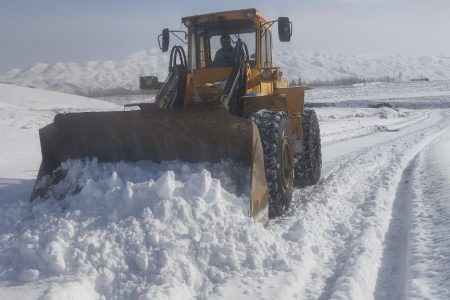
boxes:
[31,9,322,223]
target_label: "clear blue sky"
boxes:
[1,0,449,73]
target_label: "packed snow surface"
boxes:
[1,49,450,96]
[1,82,450,299]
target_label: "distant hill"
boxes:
[1,49,449,97]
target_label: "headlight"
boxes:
[183,19,192,27]
[246,10,255,20]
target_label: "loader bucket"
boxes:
[31,104,269,223]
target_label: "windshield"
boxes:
[209,33,255,66]
[191,19,256,69]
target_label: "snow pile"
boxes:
[2,49,450,97]
[0,159,289,299]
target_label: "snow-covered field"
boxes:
[307,80,450,108]
[1,49,450,97]
[0,81,449,299]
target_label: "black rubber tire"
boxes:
[294,109,322,187]
[250,110,294,218]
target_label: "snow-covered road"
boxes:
[0,82,449,299]
[375,129,450,300]
[212,109,449,300]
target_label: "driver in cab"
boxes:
[212,34,236,67]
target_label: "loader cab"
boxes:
[182,9,273,72]
[187,19,257,69]
[180,9,280,104]
[158,9,292,106]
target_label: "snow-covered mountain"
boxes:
[1,49,450,97]
[0,49,170,97]
[276,52,450,82]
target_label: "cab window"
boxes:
[191,20,256,69]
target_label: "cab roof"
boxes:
[181,8,269,25]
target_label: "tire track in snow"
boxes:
[321,111,429,146]
[210,110,448,300]
[321,109,438,164]
[372,162,413,300]
[306,111,446,299]
[233,110,449,300]
[299,111,448,300]
[375,126,450,300]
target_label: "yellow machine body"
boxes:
[33,9,305,224]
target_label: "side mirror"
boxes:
[278,17,292,42]
[159,28,170,52]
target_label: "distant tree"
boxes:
[305,75,397,87]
